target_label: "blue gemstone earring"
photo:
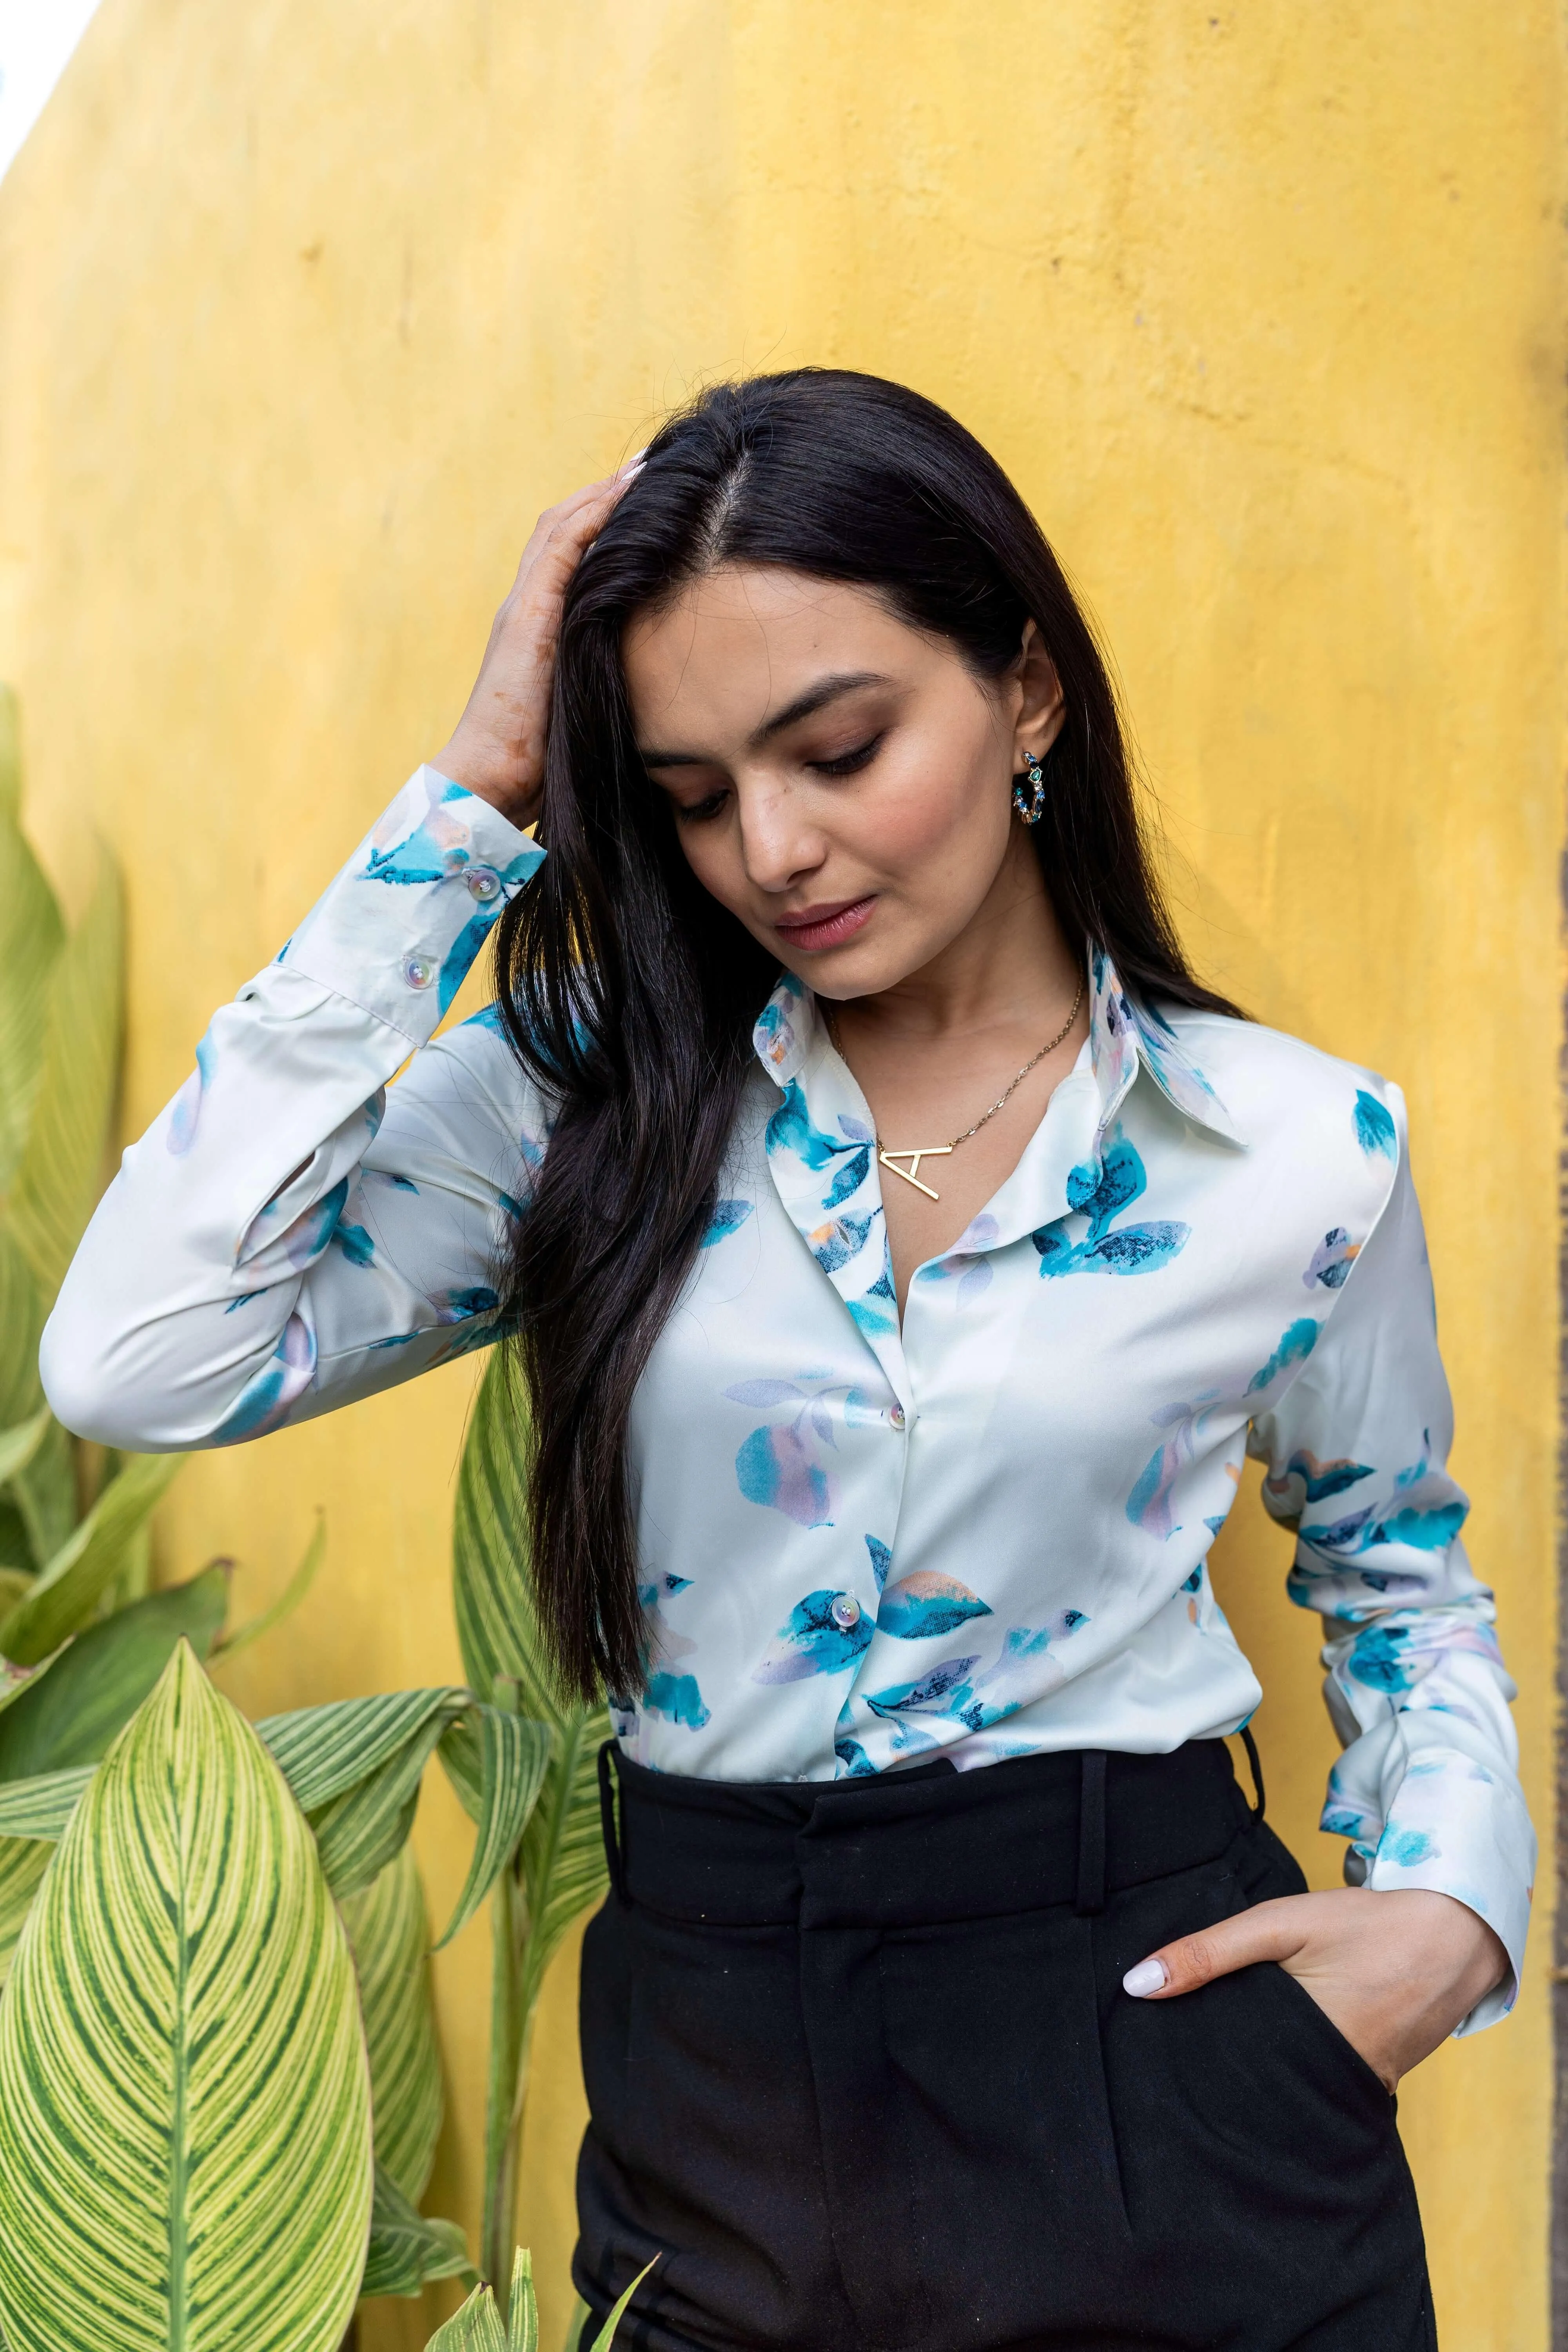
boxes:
[1012,748,1048,826]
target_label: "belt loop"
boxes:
[597,1740,630,1906]
[1239,1725,1266,1824]
[1074,1749,1107,1916]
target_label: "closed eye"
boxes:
[807,732,884,778]
[672,786,730,825]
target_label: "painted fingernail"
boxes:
[1122,1958,1169,1998]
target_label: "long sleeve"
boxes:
[40,767,549,1450]
[1248,1084,1532,2031]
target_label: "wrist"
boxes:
[429,733,541,830]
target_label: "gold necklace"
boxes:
[824,974,1086,1201]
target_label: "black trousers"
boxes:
[574,1741,1434,2352]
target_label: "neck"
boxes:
[838,828,1080,1045]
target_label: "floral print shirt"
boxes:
[41,767,1533,2029]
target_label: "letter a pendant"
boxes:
[878,1145,953,1202]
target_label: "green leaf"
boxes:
[0,1410,48,1492]
[5,842,122,1305]
[0,1223,44,1435]
[258,1687,470,1814]
[508,2249,540,2352]
[9,1413,75,1579]
[0,1640,373,2352]
[339,1844,443,2201]
[454,1367,609,2286]
[426,2282,508,2352]
[215,1512,326,1659]
[434,1706,552,1950]
[0,1766,91,1840]
[359,2161,476,2300]
[452,1364,610,2005]
[0,1563,229,1781]
[0,1449,185,1665]
[0,690,65,1196]
[587,2262,658,2352]
[0,1838,49,1991]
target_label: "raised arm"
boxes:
[40,769,547,1448]
[41,460,640,1451]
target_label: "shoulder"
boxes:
[1158,1005,1405,1187]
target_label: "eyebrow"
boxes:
[638,670,892,767]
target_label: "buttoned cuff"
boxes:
[277,766,544,1040]
[1324,1711,1534,2035]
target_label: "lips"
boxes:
[773,897,876,953]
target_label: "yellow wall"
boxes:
[1,3,1562,2344]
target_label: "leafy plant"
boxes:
[0,1642,561,2339]
[0,687,647,2341]
[428,2247,653,2352]
[453,1361,612,2307]
[0,1642,373,2352]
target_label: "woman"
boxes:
[44,371,1530,2352]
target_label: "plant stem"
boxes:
[481,1862,528,2310]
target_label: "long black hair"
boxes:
[492,368,1239,1703]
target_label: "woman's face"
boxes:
[624,567,1063,1000]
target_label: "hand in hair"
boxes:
[433,457,642,825]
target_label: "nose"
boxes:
[735,774,828,898]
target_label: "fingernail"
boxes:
[1122,1958,1169,1998]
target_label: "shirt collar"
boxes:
[751,949,1244,1150]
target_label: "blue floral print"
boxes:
[1354,1089,1398,1159]
[1032,1133,1190,1278]
[38,763,1533,2038]
[753,1590,875,1682]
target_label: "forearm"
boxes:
[41,768,543,1449]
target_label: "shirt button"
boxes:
[465,865,501,902]
[829,1594,862,1630]
[889,1403,906,1429]
[401,953,436,991]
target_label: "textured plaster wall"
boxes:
[0,3,1562,2344]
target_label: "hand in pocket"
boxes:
[1120,1886,1507,2090]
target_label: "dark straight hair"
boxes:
[492,367,1239,1704]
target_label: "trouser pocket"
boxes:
[1093,1829,1429,2352]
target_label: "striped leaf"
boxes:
[339,1845,443,2202]
[0,687,65,1195]
[0,1766,92,1838]
[5,840,122,1305]
[453,1363,610,2004]
[0,1223,43,1440]
[0,1223,43,1442]
[0,1562,229,1781]
[0,1640,372,2352]
[427,2253,652,2352]
[433,1705,552,1950]
[0,1837,49,1990]
[425,2248,534,2352]
[427,2283,507,2352]
[307,1710,455,1902]
[453,1366,610,2287]
[5,842,121,1306]
[359,2163,475,2300]
[0,1449,186,1665]
[258,1688,469,1814]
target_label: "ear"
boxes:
[1013,621,1065,763]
